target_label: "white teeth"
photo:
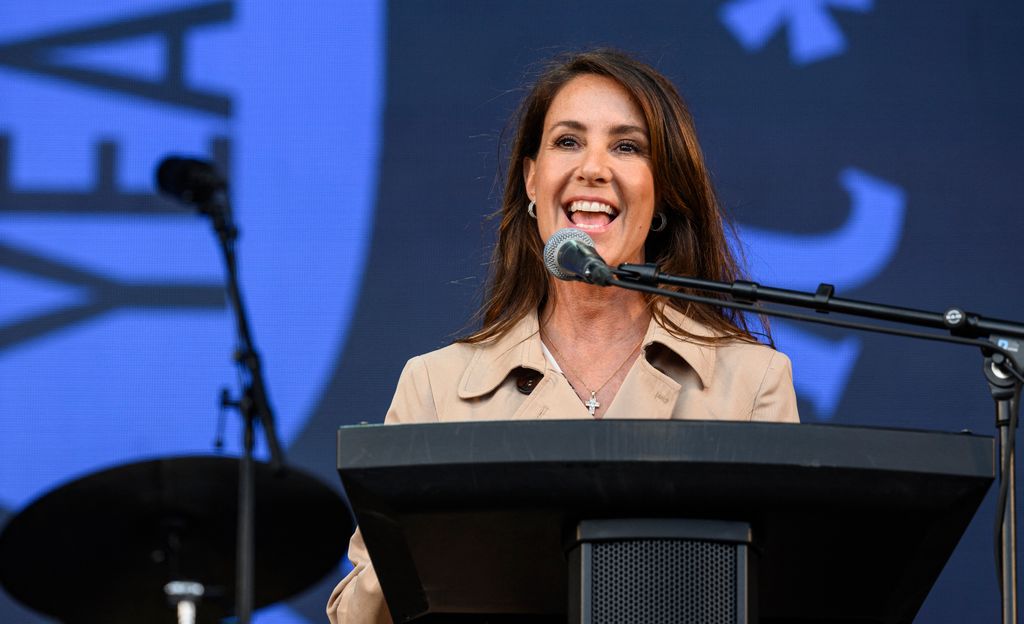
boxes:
[567,200,617,215]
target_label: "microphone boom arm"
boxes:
[611,261,1024,624]
[613,263,1024,341]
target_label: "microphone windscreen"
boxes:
[155,157,225,204]
[543,228,595,280]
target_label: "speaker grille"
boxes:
[590,539,736,624]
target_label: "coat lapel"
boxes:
[605,307,719,420]
[456,307,720,420]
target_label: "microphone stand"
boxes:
[607,263,1024,623]
[198,190,286,624]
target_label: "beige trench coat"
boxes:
[327,308,799,624]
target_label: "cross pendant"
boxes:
[585,392,600,417]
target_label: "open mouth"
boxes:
[564,200,619,229]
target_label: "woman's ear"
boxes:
[523,157,536,201]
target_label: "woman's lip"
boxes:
[559,213,614,235]
[573,222,613,234]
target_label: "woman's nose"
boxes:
[577,148,611,184]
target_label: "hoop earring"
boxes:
[527,200,537,219]
[651,211,667,232]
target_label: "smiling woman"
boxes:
[327,48,799,624]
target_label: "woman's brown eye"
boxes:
[555,135,580,148]
[617,141,642,154]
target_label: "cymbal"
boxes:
[0,455,353,624]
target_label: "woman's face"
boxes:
[524,73,656,268]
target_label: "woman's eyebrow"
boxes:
[548,120,648,137]
[549,119,586,132]
[610,124,648,137]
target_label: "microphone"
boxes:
[543,228,614,286]
[155,157,226,206]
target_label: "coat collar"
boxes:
[457,313,547,399]
[646,306,717,388]
[458,306,717,399]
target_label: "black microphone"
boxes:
[543,228,614,286]
[155,156,226,206]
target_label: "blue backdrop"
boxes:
[2,1,1022,621]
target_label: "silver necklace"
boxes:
[543,333,644,417]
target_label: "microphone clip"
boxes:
[616,263,661,285]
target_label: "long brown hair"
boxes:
[461,49,767,345]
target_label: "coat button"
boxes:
[516,370,542,395]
